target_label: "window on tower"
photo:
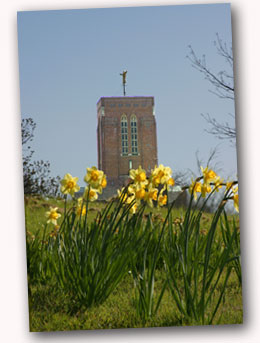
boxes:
[131,115,138,155]
[121,114,128,156]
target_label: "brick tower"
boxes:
[97,96,158,189]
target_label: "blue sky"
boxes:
[17,3,237,186]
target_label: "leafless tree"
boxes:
[173,169,189,187]
[21,117,60,196]
[184,147,222,185]
[187,34,236,143]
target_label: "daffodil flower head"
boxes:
[84,166,104,191]
[101,176,107,189]
[77,206,86,217]
[135,187,146,200]
[151,164,173,187]
[60,173,80,196]
[201,182,212,198]
[201,166,218,184]
[117,186,136,210]
[83,186,98,202]
[117,187,129,203]
[232,186,238,194]
[76,197,86,217]
[145,183,158,208]
[168,177,175,187]
[189,179,202,201]
[226,181,234,191]
[130,203,138,214]
[129,166,148,188]
[233,193,239,212]
[214,176,224,192]
[158,189,167,207]
[226,184,239,212]
[77,197,83,206]
[45,207,61,226]
[94,176,107,194]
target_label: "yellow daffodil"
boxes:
[101,176,107,189]
[233,193,239,212]
[95,175,108,194]
[201,166,218,184]
[201,182,212,198]
[129,166,148,188]
[122,183,145,205]
[84,166,104,191]
[168,177,175,187]
[145,183,158,208]
[60,173,80,196]
[117,186,135,204]
[117,188,128,203]
[77,206,86,217]
[76,197,86,217]
[130,203,138,214]
[214,176,224,192]
[84,186,98,202]
[135,187,146,201]
[226,181,234,191]
[189,179,202,201]
[45,207,61,226]
[158,189,167,207]
[233,186,238,194]
[117,186,137,213]
[226,184,239,212]
[151,164,173,187]
[89,188,98,202]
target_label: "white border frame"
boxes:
[1,1,260,342]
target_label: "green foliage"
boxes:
[50,199,146,308]
[24,188,242,331]
[220,212,241,286]
[163,189,241,325]
[131,216,167,321]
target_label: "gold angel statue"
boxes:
[120,70,127,84]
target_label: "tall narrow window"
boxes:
[131,115,138,155]
[121,114,128,156]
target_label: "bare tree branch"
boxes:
[201,113,236,143]
[173,169,189,186]
[214,33,233,67]
[187,43,234,99]
[194,147,222,176]
[187,34,236,142]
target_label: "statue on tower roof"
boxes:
[120,70,127,96]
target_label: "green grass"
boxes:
[24,195,242,331]
[24,195,218,238]
[24,195,105,236]
[28,271,242,332]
